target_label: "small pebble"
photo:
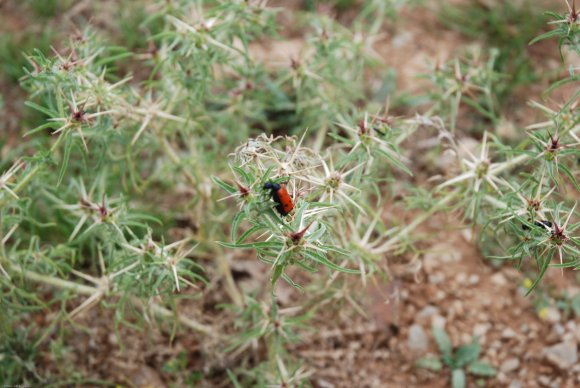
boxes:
[468,274,480,285]
[508,380,523,388]
[461,228,473,241]
[542,307,561,323]
[473,323,491,338]
[552,324,565,337]
[477,312,490,321]
[497,372,508,383]
[491,272,507,286]
[501,327,517,339]
[452,300,464,317]
[408,324,428,353]
[562,332,575,342]
[456,272,467,284]
[432,315,446,329]
[461,333,471,344]
[543,341,578,370]
[428,272,445,284]
[538,375,551,387]
[520,323,529,334]
[417,305,439,321]
[422,245,461,270]
[500,358,520,373]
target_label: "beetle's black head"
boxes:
[263,182,280,191]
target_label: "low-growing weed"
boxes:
[417,326,496,388]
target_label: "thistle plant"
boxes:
[425,49,503,132]
[217,134,362,290]
[531,0,580,58]
[430,0,580,291]
[438,0,546,98]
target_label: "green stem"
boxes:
[13,164,43,193]
[10,264,96,295]
[492,154,529,175]
[0,164,44,208]
[0,131,73,207]
[483,195,508,209]
[7,263,217,336]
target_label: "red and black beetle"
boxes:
[264,182,293,216]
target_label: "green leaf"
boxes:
[226,369,243,388]
[235,224,266,245]
[147,56,169,83]
[544,11,564,19]
[217,241,284,250]
[24,121,60,137]
[462,97,496,121]
[57,134,74,186]
[24,101,56,117]
[416,356,443,371]
[260,166,277,184]
[281,273,304,291]
[272,264,285,285]
[375,147,413,176]
[230,211,245,242]
[432,326,453,363]
[452,369,466,388]
[294,259,317,273]
[228,211,243,241]
[94,51,134,67]
[525,252,553,296]
[559,164,580,191]
[126,213,162,225]
[542,74,580,96]
[468,361,497,377]
[302,249,360,274]
[232,166,252,185]
[320,245,350,256]
[454,342,481,368]
[211,176,237,194]
[529,29,562,45]
[571,295,580,317]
